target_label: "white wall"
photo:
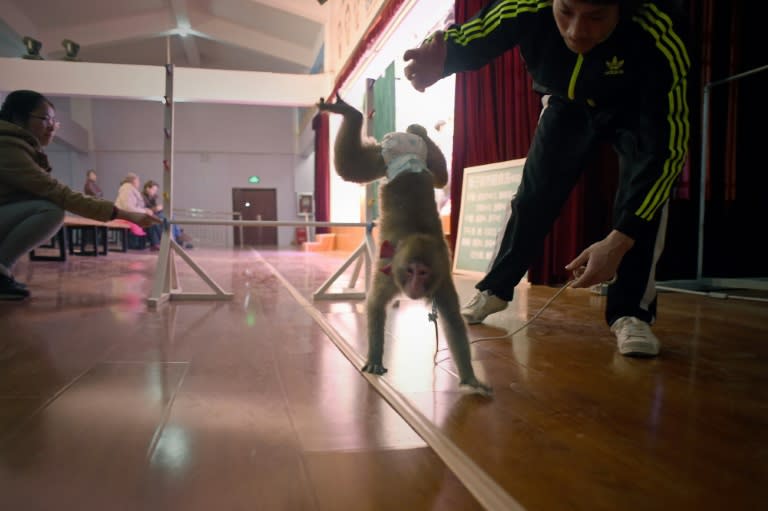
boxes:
[294,154,314,203]
[294,111,316,208]
[46,144,73,186]
[67,98,301,246]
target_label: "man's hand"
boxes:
[565,230,635,288]
[403,31,447,92]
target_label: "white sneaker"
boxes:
[461,290,508,324]
[611,316,660,357]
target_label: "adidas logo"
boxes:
[605,56,624,76]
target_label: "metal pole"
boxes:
[238,213,244,249]
[696,84,710,281]
[695,64,768,282]
[708,63,768,88]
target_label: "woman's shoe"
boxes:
[0,275,30,301]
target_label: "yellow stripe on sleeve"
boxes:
[631,4,690,221]
[446,0,552,47]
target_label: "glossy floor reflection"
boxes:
[0,247,766,510]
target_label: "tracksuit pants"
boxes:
[475,95,669,327]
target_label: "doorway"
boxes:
[232,188,277,246]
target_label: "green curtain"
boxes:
[367,62,396,221]
[372,62,396,140]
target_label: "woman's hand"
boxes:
[116,208,161,228]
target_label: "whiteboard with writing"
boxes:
[452,158,526,276]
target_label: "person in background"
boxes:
[142,179,178,251]
[80,168,105,247]
[83,169,102,198]
[0,89,160,301]
[114,172,156,243]
[115,172,150,215]
[142,180,194,250]
[141,180,165,219]
[402,0,690,358]
[141,179,163,251]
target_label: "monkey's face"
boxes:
[390,235,449,299]
[394,260,437,299]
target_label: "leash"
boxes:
[430,279,577,366]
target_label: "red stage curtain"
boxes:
[312,113,330,234]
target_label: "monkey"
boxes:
[316,95,492,396]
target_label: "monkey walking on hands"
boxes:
[316,95,492,396]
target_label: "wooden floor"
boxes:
[0,247,766,511]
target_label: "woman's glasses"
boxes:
[29,114,61,129]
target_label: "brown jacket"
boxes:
[0,120,113,221]
[83,179,103,198]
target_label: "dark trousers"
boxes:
[146,212,182,247]
[146,223,162,247]
[476,96,669,326]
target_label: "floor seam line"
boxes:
[254,250,526,511]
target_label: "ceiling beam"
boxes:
[192,16,314,67]
[0,0,40,42]
[309,26,325,71]
[0,57,332,106]
[175,67,332,106]
[0,58,164,100]
[177,34,201,67]
[245,0,328,23]
[42,10,176,55]
[169,0,200,67]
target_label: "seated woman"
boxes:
[0,90,160,301]
[115,172,155,244]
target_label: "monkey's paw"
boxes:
[458,379,493,397]
[362,362,388,375]
[316,94,356,115]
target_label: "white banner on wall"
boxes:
[326,0,388,75]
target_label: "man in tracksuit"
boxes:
[403,0,690,357]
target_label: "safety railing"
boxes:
[172,208,244,248]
